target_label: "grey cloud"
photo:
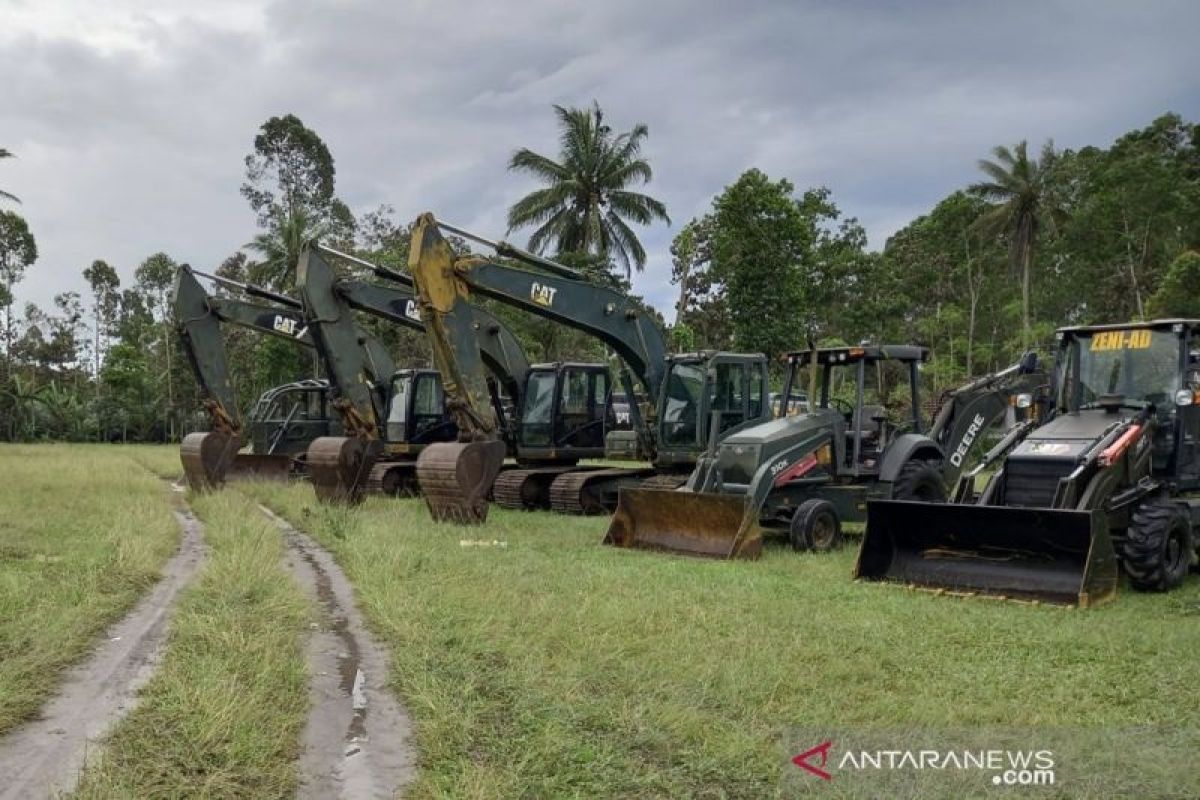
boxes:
[3,0,1198,322]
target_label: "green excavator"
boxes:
[295,242,625,504]
[858,320,1200,606]
[173,264,383,488]
[605,345,1043,558]
[405,213,771,525]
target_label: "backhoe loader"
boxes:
[174,264,388,489]
[405,213,770,524]
[297,243,629,506]
[857,320,1200,606]
[605,345,1042,558]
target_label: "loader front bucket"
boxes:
[856,500,1118,607]
[416,439,507,524]
[603,488,764,559]
[180,431,240,491]
[306,436,384,504]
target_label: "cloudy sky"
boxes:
[3,0,1198,321]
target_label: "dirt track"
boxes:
[0,488,208,799]
[261,504,417,799]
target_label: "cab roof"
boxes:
[1057,319,1200,335]
[784,344,929,365]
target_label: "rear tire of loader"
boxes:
[1121,500,1193,592]
[892,459,947,503]
[790,499,843,553]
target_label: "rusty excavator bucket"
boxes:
[306,436,385,504]
[416,440,507,524]
[856,501,1119,607]
[180,431,291,490]
[603,487,765,559]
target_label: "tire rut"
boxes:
[0,485,208,799]
[259,504,416,799]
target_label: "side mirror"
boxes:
[1019,351,1039,374]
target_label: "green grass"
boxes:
[73,487,310,799]
[0,444,180,734]
[246,482,1200,798]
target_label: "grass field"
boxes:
[245,481,1200,798]
[4,444,1199,797]
[74,488,310,798]
[0,444,180,734]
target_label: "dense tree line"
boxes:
[1,109,1197,442]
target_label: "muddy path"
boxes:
[0,486,208,799]
[260,505,416,799]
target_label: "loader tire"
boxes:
[891,459,947,503]
[1120,501,1193,592]
[790,499,843,553]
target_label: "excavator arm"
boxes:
[174,264,315,488]
[406,212,673,523]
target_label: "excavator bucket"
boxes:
[603,487,764,559]
[306,436,385,504]
[416,440,507,524]
[856,500,1119,607]
[181,432,292,489]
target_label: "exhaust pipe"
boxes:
[856,500,1119,607]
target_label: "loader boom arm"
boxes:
[927,353,1044,486]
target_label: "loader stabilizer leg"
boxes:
[416,439,507,524]
[856,500,1119,607]
[603,487,764,559]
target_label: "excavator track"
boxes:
[365,460,420,497]
[416,440,507,524]
[493,466,595,510]
[306,436,383,504]
[548,467,657,515]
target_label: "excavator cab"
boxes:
[384,368,459,447]
[517,363,612,459]
[245,380,339,460]
[654,352,770,470]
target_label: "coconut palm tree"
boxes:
[245,207,329,290]
[0,148,19,204]
[506,102,670,276]
[969,140,1064,346]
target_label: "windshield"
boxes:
[386,374,411,441]
[661,361,704,446]
[1068,328,1180,408]
[520,371,557,446]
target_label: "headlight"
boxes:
[1175,389,1194,407]
[1016,393,1033,409]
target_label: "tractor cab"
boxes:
[247,379,341,457]
[516,362,614,461]
[1052,320,1200,486]
[384,368,459,447]
[782,345,928,477]
[656,351,770,468]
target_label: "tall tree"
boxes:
[135,252,180,439]
[0,211,37,372]
[969,140,1064,346]
[507,102,670,275]
[242,114,339,226]
[0,148,18,204]
[83,260,121,379]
